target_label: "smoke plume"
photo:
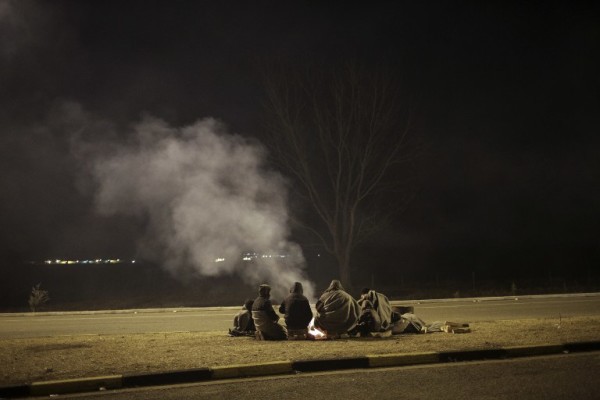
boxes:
[88,115,315,300]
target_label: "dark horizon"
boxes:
[1,1,599,294]
[2,258,597,313]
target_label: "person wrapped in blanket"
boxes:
[314,280,360,338]
[228,299,256,337]
[353,288,398,337]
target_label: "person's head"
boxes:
[243,299,254,311]
[258,284,271,298]
[360,288,371,299]
[291,282,303,294]
[326,279,344,292]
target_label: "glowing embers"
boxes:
[307,317,327,340]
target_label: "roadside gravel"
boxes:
[2,316,599,386]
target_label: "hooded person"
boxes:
[279,282,313,331]
[314,280,360,337]
[228,299,256,336]
[356,288,393,336]
[251,284,288,340]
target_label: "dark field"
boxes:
[1,261,598,312]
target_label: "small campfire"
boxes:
[307,317,327,340]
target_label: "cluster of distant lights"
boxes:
[40,253,289,265]
[43,259,136,265]
[214,252,288,263]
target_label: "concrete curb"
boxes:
[29,375,122,397]
[1,341,599,398]
[211,361,293,379]
[367,351,440,368]
[292,357,369,372]
[122,368,212,386]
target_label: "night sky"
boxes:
[1,1,599,285]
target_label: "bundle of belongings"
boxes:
[424,320,471,334]
[391,307,470,334]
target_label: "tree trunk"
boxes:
[337,250,353,294]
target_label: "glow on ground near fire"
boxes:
[307,317,326,340]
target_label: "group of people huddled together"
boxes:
[229,279,402,340]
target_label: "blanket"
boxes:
[314,281,360,335]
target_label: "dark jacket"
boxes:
[252,296,280,322]
[278,282,313,330]
[252,292,287,340]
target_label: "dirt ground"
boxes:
[2,316,600,386]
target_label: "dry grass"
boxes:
[2,316,600,386]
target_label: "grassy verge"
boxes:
[2,316,600,386]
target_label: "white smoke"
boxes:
[89,115,314,300]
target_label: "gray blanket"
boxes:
[314,280,360,335]
[359,290,393,331]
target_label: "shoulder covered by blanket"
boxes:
[315,280,360,334]
[359,290,393,331]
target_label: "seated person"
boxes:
[354,298,380,336]
[279,282,313,336]
[314,280,360,337]
[252,284,287,340]
[228,299,256,336]
[357,288,394,334]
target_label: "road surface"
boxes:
[1,293,598,339]
[44,352,600,400]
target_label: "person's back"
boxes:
[252,284,287,340]
[314,280,360,337]
[354,298,382,335]
[358,288,393,333]
[229,299,256,336]
[279,282,312,330]
[234,309,253,331]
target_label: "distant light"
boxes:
[215,257,226,263]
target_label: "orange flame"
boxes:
[307,317,327,340]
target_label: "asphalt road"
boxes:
[1,294,598,339]
[47,352,600,400]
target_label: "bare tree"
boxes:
[28,283,50,312]
[262,62,418,290]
